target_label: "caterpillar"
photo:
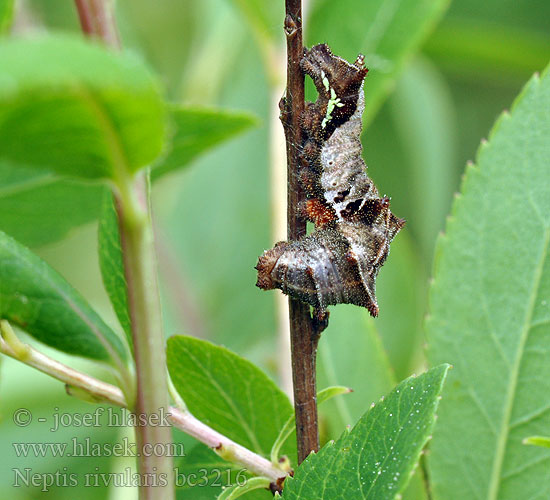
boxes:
[256,44,404,319]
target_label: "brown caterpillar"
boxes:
[256,44,404,318]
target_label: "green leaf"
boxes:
[523,436,550,450]
[307,0,449,123]
[0,164,106,247]
[174,444,269,499]
[0,230,127,362]
[317,386,353,405]
[167,335,294,459]
[425,19,550,84]
[317,306,395,433]
[153,106,258,179]
[98,191,132,346]
[0,0,14,34]
[0,35,165,180]
[427,66,550,499]
[316,306,429,500]
[270,386,351,463]
[389,56,456,263]
[282,365,450,499]
[0,103,254,247]
[424,0,550,82]
[442,0,550,35]
[217,477,271,500]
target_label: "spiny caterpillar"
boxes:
[256,44,404,319]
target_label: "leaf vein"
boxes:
[487,229,550,500]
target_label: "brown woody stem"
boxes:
[282,0,321,464]
[74,0,120,48]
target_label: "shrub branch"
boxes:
[282,0,321,464]
[0,325,287,483]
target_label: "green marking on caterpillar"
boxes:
[321,70,330,93]
[322,88,344,128]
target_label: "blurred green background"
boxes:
[1,0,549,498]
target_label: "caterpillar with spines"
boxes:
[256,44,404,320]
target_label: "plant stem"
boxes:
[282,0,320,464]
[114,174,174,498]
[74,4,173,497]
[0,320,128,405]
[0,331,287,483]
[74,0,120,48]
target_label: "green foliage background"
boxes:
[0,0,549,499]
